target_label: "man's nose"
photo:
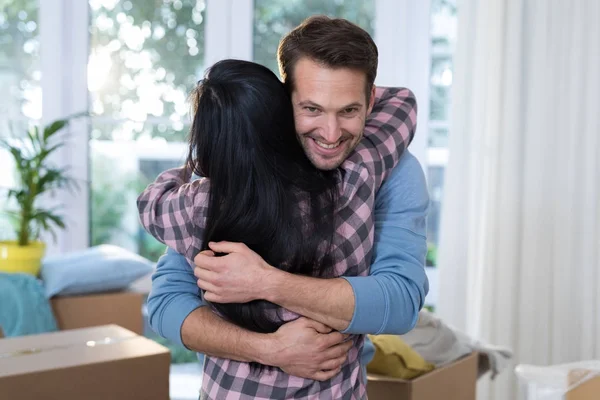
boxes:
[321,115,342,143]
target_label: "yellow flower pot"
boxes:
[0,241,46,276]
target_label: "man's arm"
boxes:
[146,251,267,361]
[264,151,429,333]
[195,243,356,331]
[146,248,352,380]
[195,151,430,333]
[265,272,354,331]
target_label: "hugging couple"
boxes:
[138,15,429,400]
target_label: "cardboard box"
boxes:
[0,324,170,400]
[566,369,600,400]
[51,291,145,334]
[367,352,478,400]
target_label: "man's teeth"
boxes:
[315,139,341,149]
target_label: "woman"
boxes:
[137,59,416,398]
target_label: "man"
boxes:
[147,15,429,388]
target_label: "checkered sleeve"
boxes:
[348,87,418,190]
[136,166,209,261]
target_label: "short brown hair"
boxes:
[277,15,378,97]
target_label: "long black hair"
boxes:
[187,59,338,334]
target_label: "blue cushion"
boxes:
[41,245,154,298]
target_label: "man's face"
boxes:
[291,57,375,171]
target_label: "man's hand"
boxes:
[263,317,353,381]
[194,241,275,304]
[195,240,355,331]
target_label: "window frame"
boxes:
[39,0,89,255]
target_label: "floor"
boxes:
[170,362,203,400]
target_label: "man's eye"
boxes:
[343,108,358,114]
[305,107,318,113]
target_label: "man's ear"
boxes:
[367,85,376,115]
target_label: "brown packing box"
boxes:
[367,352,478,400]
[0,324,170,400]
[566,369,600,400]
[51,290,145,334]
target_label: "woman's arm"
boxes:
[136,166,209,261]
[347,87,418,191]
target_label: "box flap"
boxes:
[0,324,134,351]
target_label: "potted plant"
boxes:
[0,117,80,276]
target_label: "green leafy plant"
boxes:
[1,118,81,246]
[426,242,438,267]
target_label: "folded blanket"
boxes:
[401,310,513,379]
[0,272,58,337]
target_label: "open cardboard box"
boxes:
[0,324,170,400]
[50,290,146,334]
[367,352,478,400]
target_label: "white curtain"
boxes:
[437,1,600,399]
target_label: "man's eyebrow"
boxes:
[296,101,364,110]
[297,100,323,108]
[338,102,364,110]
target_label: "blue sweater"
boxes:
[146,151,429,365]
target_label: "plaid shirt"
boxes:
[137,87,417,400]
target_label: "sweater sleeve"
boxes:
[341,151,430,334]
[146,247,207,347]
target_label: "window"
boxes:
[426,0,457,265]
[253,0,375,73]
[0,0,40,120]
[88,0,206,260]
[0,0,39,240]
[423,0,457,310]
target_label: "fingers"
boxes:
[194,252,222,270]
[195,267,220,293]
[312,367,342,382]
[199,250,216,257]
[203,291,223,303]
[302,318,333,334]
[321,340,353,361]
[208,241,247,254]
[193,267,218,282]
[318,355,347,372]
[196,278,218,293]
[319,331,346,348]
[194,267,221,293]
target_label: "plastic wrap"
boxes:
[515,361,600,400]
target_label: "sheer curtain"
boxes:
[436,0,600,398]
